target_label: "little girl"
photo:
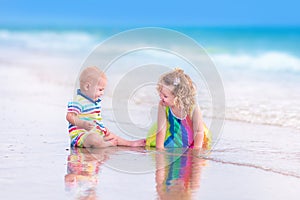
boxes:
[146,68,211,149]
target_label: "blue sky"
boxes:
[0,0,299,27]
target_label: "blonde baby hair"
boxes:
[79,66,106,90]
[158,68,197,115]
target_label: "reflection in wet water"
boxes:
[155,149,207,200]
[64,147,206,200]
[64,148,105,200]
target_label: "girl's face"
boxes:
[159,85,175,107]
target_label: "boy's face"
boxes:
[86,77,107,101]
[159,85,175,107]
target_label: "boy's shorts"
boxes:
[69,126,107,147]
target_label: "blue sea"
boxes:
[1,26,300,199]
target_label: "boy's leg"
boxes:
[104,132,145,147]
[83,133,117,148]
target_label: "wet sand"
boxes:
[1,141,300,200]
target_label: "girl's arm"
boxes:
[156,102,167,150]
[66,112,94,131]
[192,105,205,149]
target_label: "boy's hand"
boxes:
[103,130,114,141]
[81,120,95,131]
[66,112,95,131]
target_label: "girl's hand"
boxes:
[156,146,165,151]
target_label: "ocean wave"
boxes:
[200,95,300,130]
[2,29,300,74]
[206,156,300,179]
[212,51,300,73]
[0,30,99,52]
[224,107,300,130]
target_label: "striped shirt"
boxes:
[67,89,107,147]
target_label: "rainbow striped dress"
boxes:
[146,106,211,149]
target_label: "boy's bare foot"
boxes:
[130,139,146,147]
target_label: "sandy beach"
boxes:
[1,27,300,199]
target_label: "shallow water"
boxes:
[63,143,300,200]
[1,124,300,200]
[64,147,208,200]
[208,120,300,179]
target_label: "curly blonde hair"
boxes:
[157,68,197,115]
